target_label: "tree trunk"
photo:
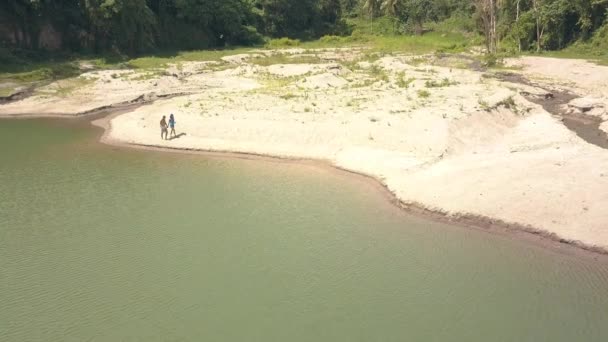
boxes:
[533,0,541,52]
[490,0,496,53]
[516,0,521,52]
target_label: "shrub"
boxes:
[397,73,415,88]
[417,89,431,98]
[425,78,458,88]
[266,37,301,48]
[319,35,347,45]
[236,25,264,46]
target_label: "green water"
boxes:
[1,119,608,342]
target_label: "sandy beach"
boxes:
[2,49,608,252]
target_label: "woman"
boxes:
[169,114,176,139]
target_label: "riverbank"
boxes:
[2,49,608,254]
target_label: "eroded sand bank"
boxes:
[2,50,608,251]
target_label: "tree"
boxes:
[382,0,400,33]
[362,0,381,34]
[396,0,435,35]
[319,0,343,34]
[82,0,157,54]
[475,0,500,53]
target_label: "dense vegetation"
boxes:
[0,0,607,59]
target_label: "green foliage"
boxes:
[250,54,322,66]
[1,0,607,65]
[0,61,81,84]
[494,0,608,54]
[266,38,301,48]
[396,72,416,87]
[424,77,458,87]
[417,89,430,98]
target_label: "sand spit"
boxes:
[2,49,608,252]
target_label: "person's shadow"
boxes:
[169,133,187,140]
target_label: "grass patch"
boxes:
[293,30,471,55]
[478,99,490,111]
[279,93,299,100]
[350,78,376,88]
[131,70,163,81]
[126,47,254,70]
[496,96,516,109]
[525,49,608,66]
[397,72,416,88]
[478,96,520,113]
[368,64,389,82]
[407,56,430,66]
[417,89,431,98]
[254,73,301,93]
[0,62,81,85]
[54,76,96,97]
[266,38,301,48]
[250,54,323,66]
[0,86,17,97]
[425,77,458,88]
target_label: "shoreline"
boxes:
[2,53,608,260]
[84,107,607,260]
[2,108,608,260]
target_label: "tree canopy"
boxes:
[0,0,606,56]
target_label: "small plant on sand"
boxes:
[496,96,516,109]
[368,64,389,82]
[425,77,458,88]
[397,72,416,88]
[345,97,365,110]
[131,71,162,81]
[279,93,298,100]
[351,78,376,88]
[417,89,431,98]
[304,106,312,112]
[478,99,490,111]
[407,57,429,66]
[209,61,234,72]
[341,60,361,71]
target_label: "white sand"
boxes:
[3,51,608,250]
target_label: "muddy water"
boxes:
[1,119,608,341]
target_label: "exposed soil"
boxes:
[495,71,608,149]
[0,86,36,104]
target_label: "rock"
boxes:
[568,97,605,112]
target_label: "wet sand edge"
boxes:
[91,108,608,260]
[3,104,608,261]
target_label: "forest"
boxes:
[1,0,607,58]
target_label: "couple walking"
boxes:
[160,114,177,140]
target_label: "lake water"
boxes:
[1,119,608,341]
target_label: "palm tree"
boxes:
[382,0,399,34]
[362,0,381,34]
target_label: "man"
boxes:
[160,116,168,140]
